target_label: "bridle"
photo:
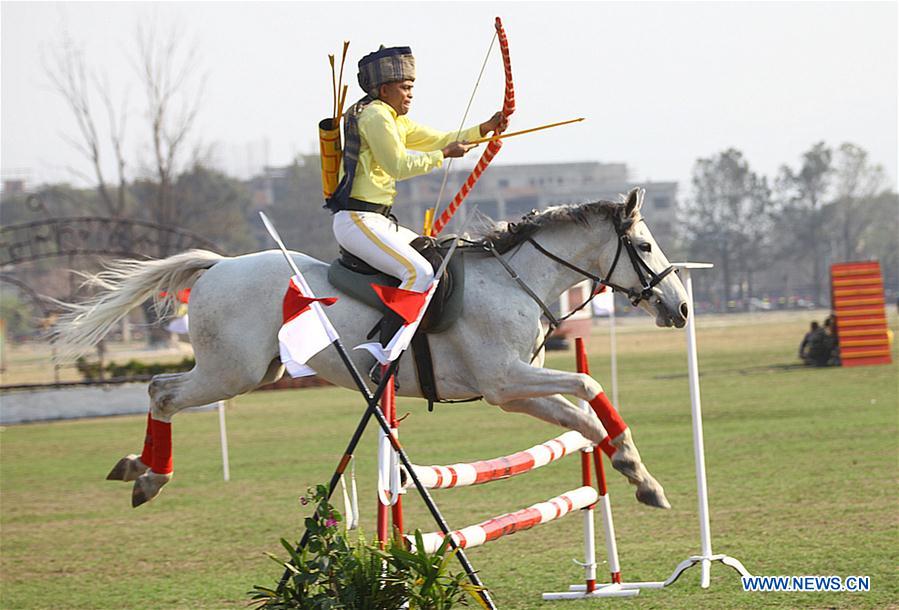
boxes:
[524,215,675,307]
[481,213,675,363]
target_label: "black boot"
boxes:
[366,309,405,387]
[378,309,405,347]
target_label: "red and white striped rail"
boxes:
[410,486,598,553]
[380,335,736,601]
[406,430,591,489]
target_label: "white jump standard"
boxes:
[563,264,752,599]
[634,262,751,589]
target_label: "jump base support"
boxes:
[542,583,639,600]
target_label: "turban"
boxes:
[357,46,415,97]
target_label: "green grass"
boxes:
[2,311,897,609]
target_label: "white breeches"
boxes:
[332,210,434,292]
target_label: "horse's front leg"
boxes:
[478,362,623,444]
[483,362,670,509]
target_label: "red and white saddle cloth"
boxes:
[355,282,437,365]
[278,276,339,377]
[278,274,436,376]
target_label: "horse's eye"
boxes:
[639,242,652,253]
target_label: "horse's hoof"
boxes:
[107,454,149,482]
[609,429,670,509]
[131,471,172,508]
[635,476,671,510]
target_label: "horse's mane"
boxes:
[474,198,634,254]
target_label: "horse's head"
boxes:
[598,188,689,328]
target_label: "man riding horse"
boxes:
[55,32,688,511]
[327,45,507,356]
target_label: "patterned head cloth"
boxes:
[357,46,415,97]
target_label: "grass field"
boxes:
[1,310,897,609]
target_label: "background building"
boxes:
[394,161,678,248]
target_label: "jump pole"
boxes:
[542,337,637,600]
[217,400,231,482]
[609,297,619,407]
[377,365,404,547]
[615,262,751,590]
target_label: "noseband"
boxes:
[525,216,675,307]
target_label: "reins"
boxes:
[480,215,675,362]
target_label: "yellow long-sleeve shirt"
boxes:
[342,100,482,206]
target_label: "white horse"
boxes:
[54,188,689,508]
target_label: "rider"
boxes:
[327,45,507,354]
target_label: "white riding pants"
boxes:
[332,211,434,292]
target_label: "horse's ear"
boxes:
[625,187,645,218]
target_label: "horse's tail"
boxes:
[52,249,226,361]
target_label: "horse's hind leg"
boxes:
[108,359,282,485]
[119,366,253,507]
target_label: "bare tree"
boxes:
[44,31,129,218]
[135,21,206,250]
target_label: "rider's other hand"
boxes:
[480,111,508,136]
[442,141,478,158]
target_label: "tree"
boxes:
[166,165,256,254]
[45,21,208,347]
[834,190,899,289]
[826,143,886,262]
[262,155,339,262]
[775,142,834,306]
[135,21,207,256]
[681,149,772,307]
[44,30,130,218]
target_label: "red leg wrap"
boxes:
[588,392,628,442]
[150,418,173,475]
[140,412,154,469]
[598,436,615,458]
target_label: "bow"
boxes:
[431,17,515,236]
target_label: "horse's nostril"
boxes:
[679,302,690,319]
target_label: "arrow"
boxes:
[467,117,584,146]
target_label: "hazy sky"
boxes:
[2,1,897,195]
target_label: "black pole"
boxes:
[278,344,496,609]
[260,212,494,608]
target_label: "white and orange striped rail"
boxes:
[410,486,599,553]
[406,431,592,489]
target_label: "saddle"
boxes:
[327,235,466,405]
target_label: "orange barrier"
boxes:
[830,261,892,367]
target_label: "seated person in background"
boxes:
[801,321,834,367]
[799,321,819,364]
[824,315,840,365]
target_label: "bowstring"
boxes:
[429,30,498,231]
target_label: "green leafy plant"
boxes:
[249,485,478,609]
[387,531,481,610]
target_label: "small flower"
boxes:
[299,496,309,506]
[324,518,338,528]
